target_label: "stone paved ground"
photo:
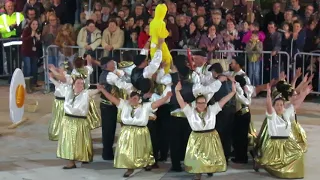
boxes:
[0,87,320,180]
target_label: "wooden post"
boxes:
[247,0,255,23]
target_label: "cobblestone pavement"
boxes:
[0,87,319,180]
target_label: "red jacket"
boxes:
[138,31,150,49]
[21,28,41,57]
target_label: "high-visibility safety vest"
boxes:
[0,12,25,39]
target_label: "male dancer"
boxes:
[99,57,133,160]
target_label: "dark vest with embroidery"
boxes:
[131,67,153,94]
[99,70,119,104]
[209,80,236,107]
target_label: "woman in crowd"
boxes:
[97,85,172,178]
[21,19,42,92]
[138,24,150,49]
[175,80,236,180]
[199,25,223,60]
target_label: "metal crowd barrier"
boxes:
[170,49,291,86]
[43,46,143,93]
[0,37,23,78]
[293,52,320,94]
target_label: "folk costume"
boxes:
[71,65,101,130]
[255,103,304,179]
[48,76,67,141]
[99,57,133,160]
[57,76,100,163]
[114,99,156,169]
[183,103,227,174]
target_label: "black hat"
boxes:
[234,56,245,67]
[193,50,207,58]
[137,79,151,93]
[134,54,147,66]
[235,75,246,87]
[100,57,113,66]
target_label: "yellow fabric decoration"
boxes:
[149,4,172,74]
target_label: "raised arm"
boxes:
[156,68,172,85]
[266,83,273,115]
[151,91,173,110]
[291,68,302,89]
[291,85,312,110]
[174,81,187,109]
[48,64,68,83]
[143,39,164,78]
[236,83,251,106]
[218,81,236,108]
[48,72,60,87]
[107,72,133,95]
[97,84,120,106]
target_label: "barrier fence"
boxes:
[0,40,319,95]
[293,52,320,94]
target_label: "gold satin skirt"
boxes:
[48,99,65,141]
[255,138,304,179]
[114,125,155,169]
[291,120,307,153]
[117,109,122,124]
[248,120,257,149]
[57,115,93,162]
[254,118,269,157]
[184,130,227,174]
[87,99,101,130]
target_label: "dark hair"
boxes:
[73,57,85,68]
[108,18,118,26]
[196,95,206,102]
[72,77,85,86]
[272,97,285,106]
[27,19,39,31]
[208,63,223,74]
[130,91,141,98]
[251,21,260,28]
[85,19,95,26]
[268,21,277,27]
[252,30,259,35]
[293,20,302,26]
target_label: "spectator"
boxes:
[23,0,45,17]
[220,34,236,63]
[176,15,188,41]
[263,2,285,31]
[51,0,67,24]
[138,24,150,48]
[302,5,315,25]
[135,16,145,33]
[21,19,41,90]
[263,21,282,81]
[166,15,180,50]
[93,1,102,12]
[124,16,137,46]
[211,0,227,18]
[221,20,239,46]
[121,5,130,21]
[290,0,304,17]
[290,20,306,68]
[242,22,265,44]
[281,22,292,53]
[284,9,294,30]
[21,7,38,30]
[64,0,77,25]
[101,4,111,23]
[102,19,124,59]
[125,30,138,49]
[237,21,250,50]
[95,10,107,32]
[42,14,61,67]
[77,19,102,58]
[14,0,27,12]
[196,16,207,35]
[55,23,76,68]
[246,31,263,85]
[167,2,177,16]
[132,3,147,21]
[199,25,223,60]
[208,11,225,32]
[178,21,202,49]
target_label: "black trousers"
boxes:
[215,106,236,161]
[232,111,251,162]
[147,120,158,164]
[0,45,20,76]
[170,116,192,169]
[156,104,171,160]
[100,103,118,160]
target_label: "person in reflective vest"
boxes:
[0,0,25,77]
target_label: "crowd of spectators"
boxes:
[1,0,320,90]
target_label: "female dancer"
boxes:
[254,83,311,178]
[50,67,101,168]
[72,55,101,130]
[97,84,172,177]
[175,81,236,180]
[47,66,68,141]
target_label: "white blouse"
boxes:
[71,65,93,88]
[266,104,295,137]
[117,99,157,126]
[182,103,222,131]
[106,71,133,95]
[64,86,90,117]
[50,77,68,98]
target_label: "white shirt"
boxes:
[117,99,157,126]
[50,77,67,98]
[106,71,133,95]
[71,65,93,88]
[266,104,294,137]
[182,103,222,131]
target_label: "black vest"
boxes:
[99,70,119,101]
[209,80,236,107]
[131,67,152,94]
[170,72,195,111]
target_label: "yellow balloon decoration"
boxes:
[15,84,25,108]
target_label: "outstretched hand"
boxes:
[96,84,104,91]
[266,83,271,95]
